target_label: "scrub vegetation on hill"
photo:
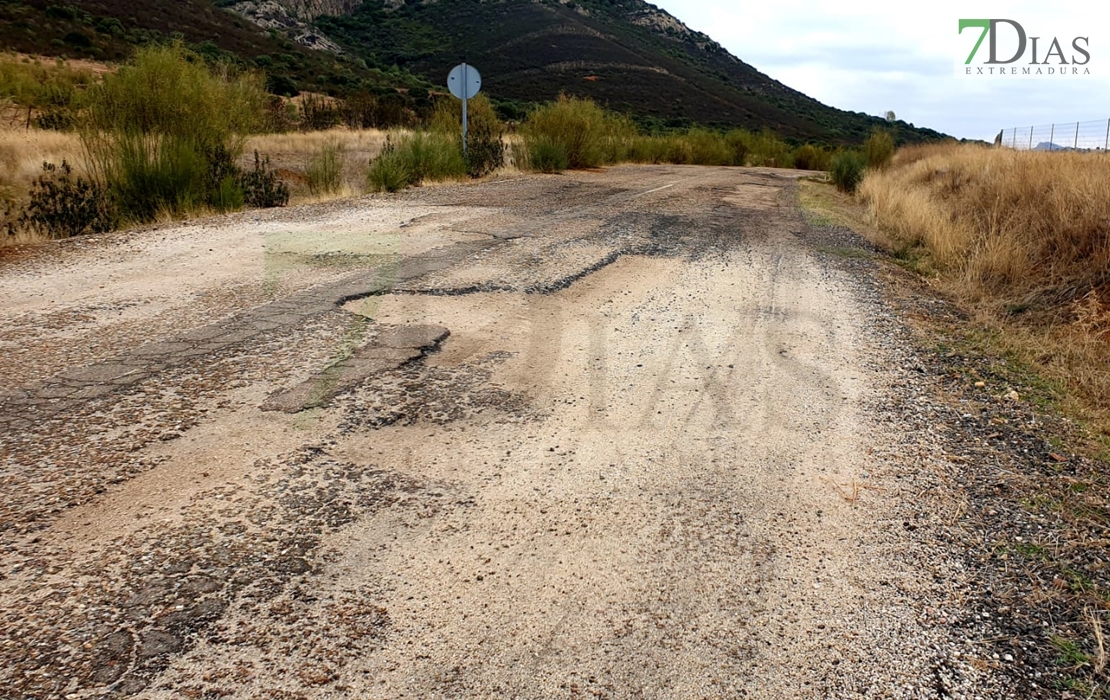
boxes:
[0,0,948,147]
[315,0,947,144]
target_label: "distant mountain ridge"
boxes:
[306,0,945,143]
[1,0,948,144]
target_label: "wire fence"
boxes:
[999,118,1110,152]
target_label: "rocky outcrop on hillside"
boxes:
[260,0,360,20]
[227,0,354,53]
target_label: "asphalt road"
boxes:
[0,166,1003,698]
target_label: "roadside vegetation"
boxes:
[858,143,1110,436]
[1,47,899,245]
[518,95,810,172]
[82,43,268,223]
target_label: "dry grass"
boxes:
[0,124,511,245]
[244,128,391,157]
[860,144,1110,308]
[0,128,85,244]
[0,128,84,192]
[823,477,886,503]
[243,128,392,204]
[858,143,1110,433]
[1089,607,1108,676]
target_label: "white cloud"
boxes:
[649,0,1110,140]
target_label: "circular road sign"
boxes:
[448,63,482,100]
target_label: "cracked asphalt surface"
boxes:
[0,165,1017,698]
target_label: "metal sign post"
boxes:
[447,63,482,158]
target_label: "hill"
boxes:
[0,0,429,100]
[311,0,945,143]
[0,0,947,144]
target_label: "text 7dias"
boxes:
[960,19,1089,66]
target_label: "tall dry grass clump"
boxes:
[305,139,345,196]
[863,129,895,169]
[0,130,83,192]
[245,128,389,157]
[0,130,85,241]
[860,143,1110,419]
[860,144,1110,306]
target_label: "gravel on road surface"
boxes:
[0,165,1065,698]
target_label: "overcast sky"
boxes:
[649,0,1110,141]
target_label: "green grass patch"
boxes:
[1052,636,1091,668]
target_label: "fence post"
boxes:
[1012,129,1018,148]
[1029,125,1034,150]
[1075,121,1080,150]
[1049,124,1055,151]
[1104,118,1109,152]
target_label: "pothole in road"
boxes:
[0,445,464,698]
[335,350,539,432]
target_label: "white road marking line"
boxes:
[632,183,676,198]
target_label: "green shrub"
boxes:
[340,91,378,129]
[684,128,734,166]
[465,119,505,178]
[522,95,614,170]
[624,129,750,167]
[299,92,339,131]
[402,131,467,183]
[596,114,638,165]
[240,151,290,208]
[263,96,298,133]
[110,134,209,220]
[367,131,467,192]
[306,140,344,195]
[202,143,245,213]
[525,137,569,174]
[106,137,247,220]
[82,43,265,223]
[266,74,299,98]
[17,161,117,239]
[83,43,262,145]
[864,129,895,169]
[626,135,671,164]
[793,144,832,171]
[367,148,409,193]
[32,109,75,131]
[431,96,507,178]
[0,54,92,125]
[830,151,867,193]
[663,136,693,164]
[430,93,501,137]
[746,129,794,168]
[724,130,752,166]
[211,175,245,212]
